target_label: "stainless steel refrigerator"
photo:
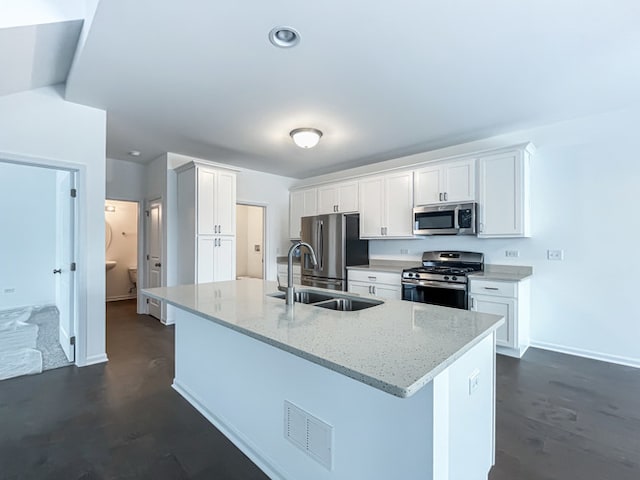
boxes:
[300,213,369,291]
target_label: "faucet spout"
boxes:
[286,241,317,305]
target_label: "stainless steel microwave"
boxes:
[413,203,477,235]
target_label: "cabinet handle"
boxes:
[372,286,376,295]
[381,227,384,236]
[444,192,448,201]
[439,193,443,201]
[470,296,475,309]
[484,287,499,291]
[368,285,372,294]
[368,276,377,281]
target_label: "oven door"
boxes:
[402,280,468,309]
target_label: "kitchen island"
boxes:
[144,279,503,480]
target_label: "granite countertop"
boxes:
[469,264,533,282]
[143,279,503,398]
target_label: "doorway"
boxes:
[146,199,162,320]
[105,200,139,303]
[0,160,76,381]
[236,204,265,280]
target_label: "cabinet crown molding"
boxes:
[174,159,240,174]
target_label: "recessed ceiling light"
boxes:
[269,26,300,48]
[290,128,322,149]
[128,150,141,157]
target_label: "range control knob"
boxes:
[443,276,450,281]
[452,276,458,281]
[415,273,421,279]
[407,272,413,277]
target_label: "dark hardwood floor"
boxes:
[0,299,638,479]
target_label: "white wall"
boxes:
[105,200,138,301]
[0,86,106,366]
[295,106,640,367]
[106,158,145,201]
[0,162,57,308]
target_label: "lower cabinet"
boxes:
[469,278,530,358]
[197,236,236,283]
[347,269,402,300]
[277,263,301,286]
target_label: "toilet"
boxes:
[128,266,137,287]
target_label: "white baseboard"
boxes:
[530,341,640,369]
[81,353,109,366]
[106,294,136,302]
[172,380,287,480]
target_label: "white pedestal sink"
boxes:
[106,260,117,271]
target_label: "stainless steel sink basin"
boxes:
[268,290,336,304]
[313,298,383,311]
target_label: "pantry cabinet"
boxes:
[176,161,237,284]
[359,171,413,238]
[289,187,317,239]
[317,181,359,214]
[469,277,530,358]
[477,147,532,237]
[414,158,475,206]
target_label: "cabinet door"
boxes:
[478,151,527,237]
[215,236,236,281]
[302,188,317,217]
[372,284,402,300]
[348,281,372,296]
[358,176,385,238]
[337,182,359,212]
[471,294,516,348]
[196,236,215,283]
[385,172,414,237]
[197,170,216,235]
[216,171,236,236]
[444,159,476,203]
[414,165,442,205]
[317,185,338,214]
[289,190,304,239]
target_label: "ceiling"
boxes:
[59,1,640,177]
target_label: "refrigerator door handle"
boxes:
[318,221,324,271]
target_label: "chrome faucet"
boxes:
[282,241,317,305]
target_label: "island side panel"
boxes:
[172,308,436,480]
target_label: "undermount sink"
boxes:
[268,289,383,311]
[106,260,117,271]
[313,298,383,312]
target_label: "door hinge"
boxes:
[146,254,150,260]
[146,210,150,217]
[70,262,77,272]
[70,336,76,345]
[70,188,77,198]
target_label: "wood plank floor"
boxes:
[0,299,638,479]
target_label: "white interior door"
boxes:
[147,200,162,319]
[55,170,76,363]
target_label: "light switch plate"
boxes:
[505,250,519,258]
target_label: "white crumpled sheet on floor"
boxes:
[0,348,43,380]
[0,306,38,353]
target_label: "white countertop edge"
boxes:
[144,289,504,398]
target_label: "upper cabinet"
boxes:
[289,187,317,239]
[359,171,414,238]
[414,158,476,206]
[477,147,532,238]
[196,168,236,236]
[317,181,359,214]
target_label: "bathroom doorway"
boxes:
[236,204,265,280]
[0,160,77,381]
[105,200,139,303]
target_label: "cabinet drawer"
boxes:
[348,269,401,286]
[469,279,516,298]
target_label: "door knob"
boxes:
[53,269,62,274]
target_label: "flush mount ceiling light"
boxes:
[290,128,323,149]
[269,26,300,48]
[105,205,116,212]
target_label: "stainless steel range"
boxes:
[402,251,484,309]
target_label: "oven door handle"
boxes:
[403,279,467,291]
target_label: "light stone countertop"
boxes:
[346,259,420,274]
[143,279,503,398]
[469,264,533,282]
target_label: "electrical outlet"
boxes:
[3,288,15,294]
[547,249,564,261]
[400,248,409,255]
[469,369,480,395]
[505,250,519,258]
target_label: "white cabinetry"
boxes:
[289,187,317,239]
[477,147,532,237]
[176,162,237,284]
[348,269,402,300]
[359,171,414,238]
[414,158,475,206]
[469,278,530,358]
[277,263,301,286]
[317,181,359,214]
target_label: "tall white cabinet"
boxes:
[176,161,237,284]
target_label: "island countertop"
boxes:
[143,279,503,398]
